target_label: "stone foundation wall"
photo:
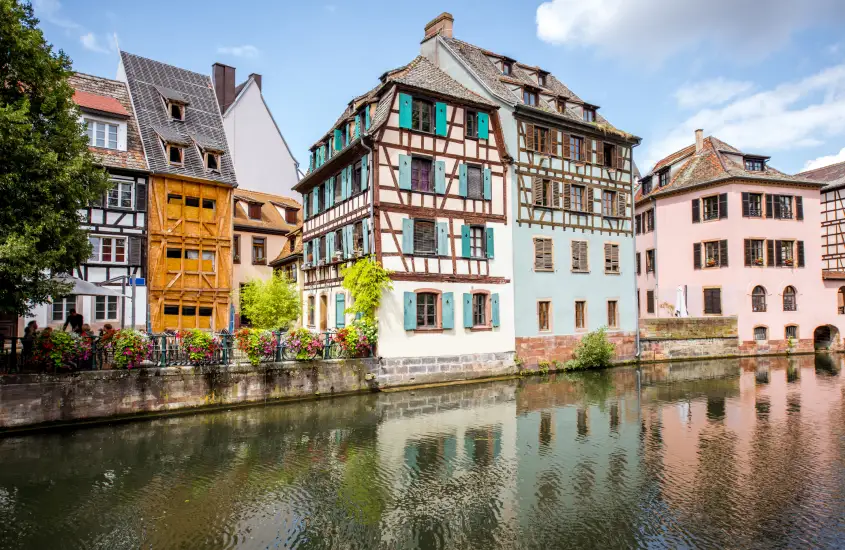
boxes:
[377,351,516,388]
[738,338,816,355]
[640,317,737,339]
[515,332,637,367]
[639,337,739,361]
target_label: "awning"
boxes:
[53,276,126,297]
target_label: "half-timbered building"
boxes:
[26,73,150,331]
[120,52,237,332]
[419,13,641,365]
[295,55,514,370]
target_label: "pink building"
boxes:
[635,131,838,351]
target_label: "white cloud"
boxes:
[536,0,845,63]
[217,45,260,58]
[804,147,845,171]
[32,0,79,30]
[675,78,754,109]
[644,63,845,170]
[80,32,111,54]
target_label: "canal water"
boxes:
[1,355,844,549]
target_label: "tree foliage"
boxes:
[0,0,111,314]
[240,272,302,330]
[340,258,393,322]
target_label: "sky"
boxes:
[32,0,845,176]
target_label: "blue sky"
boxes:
[33,0,845,176]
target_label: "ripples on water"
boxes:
[0,355,844,549]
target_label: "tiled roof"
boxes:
[151,124,191,146]
[635,136,825,203]
[68,73,148,173]
[270,226,303,266]
[233,188,301,233]
[153,85,188,103]
[73,90,129,118]
[120,51,237,186]
[796,161,845,191]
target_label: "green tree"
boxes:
[0,0,110,315]
[340,258,393,321]
[239,272,301,330]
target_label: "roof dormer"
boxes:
[155,85,189,122]
[744,156,767,172]
[192,133,226,173]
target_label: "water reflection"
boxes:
[0,354,843,549]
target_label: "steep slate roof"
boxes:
[270,226,303,266]
[635,136,824,204]
[68,72,147,172]
[120,51,237,186]
[233,188,301,234]
[797,160,845,192]
[439,36,631,137]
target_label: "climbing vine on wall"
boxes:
[340,258,393,322]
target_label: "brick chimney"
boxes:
[212,62,236,113]
[249,73,262,91]
[695,129,704,153]
[424,12,454,40]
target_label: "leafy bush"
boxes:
[340,258,393,322]
[178,329,220,365]
[33,330,82,369]
[110,329,152,369]
[235,328,277,365]
[286,328,324,360]
[332,319,378,357]
[239,272,301,330]
[565,327,616,370]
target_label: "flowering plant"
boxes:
[110,329,152,369]
[33,330,82,369]
[177,329,220,365]
[98,328,117,348]
[235,328,277,365]
[286,327,324,360]
[754,257,764,266]
[333,319,377,357]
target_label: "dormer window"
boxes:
[502,61,512,75]
[538,73,547,87]
[523,89,538,106]
[658,169,669,188]
[204,150,220,172]
[745,157,765,171]
[169,101,185,121]
[162,139,183,166]
[248,202,261,220]
[84,119,119,149]
[557,99,566,114]
[583,107,596,122]
[642,177,653,195]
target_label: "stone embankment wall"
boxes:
[515,331,637,368]
[377,351,516,388]
[639,317,739,361]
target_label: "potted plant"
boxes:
[178,329,220,365]
[110,329,152,369]
[33,329,83,370]
[234,328,277,365]
[706,257,717,267]
[332,319,377,358]
[754,257,764,266]
[286,327,324,360]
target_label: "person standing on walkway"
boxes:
[63,309,83,334]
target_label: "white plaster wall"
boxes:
[223,82,300,196]
[25,287,147,331]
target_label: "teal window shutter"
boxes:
[462,293,472,328]
[325,179,333,208]
[483,168,492,200]
[361,154,369,191]
[459,164,468,197]
[434,160,446,194]
[437,222,449,256]
[486,227,495,259]
[334,128,342,151]
[345,125,349,145]
[354,115,361,138]
[461,225,471,258]
[491,293,500,327]
[402,218,414,254]
[442,292,454,329]
[398,93,413,129]
[347,165,353,196]
[346,224,354,256]
[362,218,370,254]
[311,188,319,217]
[435,102,448,136]
[340,167,348,200]
[399,155,412,190]
[335,294,346,328]
[478,112,489,139]
[341,225,349,258]
[327,232,334,261]
[404,292,417,330]
[365,105,371,129]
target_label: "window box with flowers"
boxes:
[706,257,718,268]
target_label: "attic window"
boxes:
[583,107,596,123]
[557,100,566,114]
[248,203,261,220]
[641,177,653,195]
[284,208,297,224]
[523,89,538,106]
[502,61,512,75]
[162,139,183,166]
[658,169,669,187]
[538,73,547,87]
[204,151,220,172]
[745,157,765,171]
[168,101,185,121]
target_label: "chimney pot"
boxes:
[424,12,454,40]
[249,73,262,91]
[212,62,236,113]
[695,129,704,153]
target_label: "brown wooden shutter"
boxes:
[719,193,728,219]
[563,183,572,210]
[533,178,543,206]
[719,240,728,267]
[587,187,595,213]
[604,243,612,272]
[744,240,751,267]
[765,194,774,218]
[129,236,143,266]
[796,196,804,220]
[562,133,571,159]
[775,240,783,267]
[692,199,700,223]
[596,141,604,167]
[534,239,543,270]
[135,180,147,212]
[767,240,775,267]
[617,146,624,171]
[693,243,702,270]
[544,240,553,270]
[616,193,627,218]
[550,130,559,156]
[525,123,535,151]
[552,181,561,208]
[637,252,641,274]
[797,241,805,267]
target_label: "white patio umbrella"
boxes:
[52,275,126,297]
[675,285,689,317]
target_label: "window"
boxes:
[533,178,555,208]
[95,296,119,321]
[89,236,126,263]
[743,193,763,217]
[607,300,618,328]
[411,157,434,192]
[413,219,436,256]
[466,165,483,199]
[785,325,798,340]
[107,180,133,208]
[583,107,596,122]
[248,202,261,220]
[203,199,215,211]
[533,126,549,153]
[411,98,433,133]
[602,190,618,217]
[752,286,767,312]
[704,288,722,315]
[783,286,797,312]
[202,250,215,272]
[523,89,538,106]
[572,241,589,273]
[168,101,184,121]
[703,241,724,268]
[603,143,615,168]
[744,239,764,266]
[352,161,362,195]
[745,157,765,171]
[557,99,566,114]
[233,234,240,263]
[185,196,199,208]
[647,290,655,314]
[779,240,795,266]
[641,177,653,195]
[570,135,584,161]
[353,221,365,254]
[754,326,768,341]
[252,237,266,264]
[84,119,118,149]
[417,292,438,328]
[767,194,794,219]
[502,61,512,75]
[569,184,585,212]
[658,170,669,188]
[644,209,655,232]
[165,142,183,165]
[317,237,326,264]
[466,111,478,138]
[308,296,315,326]
[470,226,486,258]
[702,195,720,221]
[646,249,656,273]
[284,208,297,224]
[534,237,553,271]
[472,293,487,327]
[204,151,220,172]
[51,295,76,322]
[575,301,586,329]
[538,73,547,87]
[604,243,619,274]
[538,301,551,331]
